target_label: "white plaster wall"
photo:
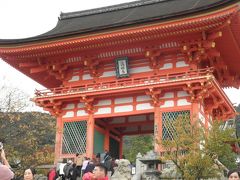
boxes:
[63,103,75,110]
[68,75,80,82]
[96,99,112,106]
[101,71,116,78]
[77,110,88,116]
[160,63,173,70]
[82,74,93,80]
[77,103,85,108]
[115,97,133,104]
[63,111,74,118]
[160,100,174,108]
[177,99,191,106]
[177,91,189,97]
[95,108,111,115]
[130,66,152,74]
[136,103,153,110]
[161,92,174,99]
[136,95,151,102]
[176,61,189,67]
[114,105,133,112]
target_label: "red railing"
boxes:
[35,68,213,98]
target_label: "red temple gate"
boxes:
[0,0,239,162]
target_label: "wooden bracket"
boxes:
[145,88,163,107]
[184,81,213,103]
[145,47,162,74]
[80,96,96,114]
[83,56,103,79]
[35,99,62,117]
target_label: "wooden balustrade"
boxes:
[34,68,213,97]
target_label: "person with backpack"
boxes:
[63,160,73,180]
[68,163,78,180]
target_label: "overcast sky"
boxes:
[0,0,239,107]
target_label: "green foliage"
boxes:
[204,120,237,170]
[0,112,56,177]
[123,135,153,163]
[159,115,238,179]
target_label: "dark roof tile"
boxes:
[0,0,239,45]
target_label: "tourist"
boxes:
[24,167,36,180]
[57,159,67,180]
[81,157,90,176]
[82,162,94,180]
[84,160,95,174]
[0,147,14,180]
[96,153,101,164]
[102,150,110,163]
[228,169,240,180]
[110,158,118,175]
[92,163,108,180]
[47,166,58,180]
[63,160,73,180]
[75,153,83,177]
[82,171,93,180]
[68,163,78,180]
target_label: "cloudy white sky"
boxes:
[0,0,239,109]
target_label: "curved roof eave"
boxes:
[0,0,239,45]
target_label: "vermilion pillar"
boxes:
[54,116,63,164]
[104,129,110,151]
[86,113,95,158]
[154,106,162,152]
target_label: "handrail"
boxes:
[35,68,213,98]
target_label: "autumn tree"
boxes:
[159,114,238,180]
[0,112,56,177]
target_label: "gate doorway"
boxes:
[94,113,154,159]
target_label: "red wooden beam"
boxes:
[19,62,39,67]
[30,66,47,73]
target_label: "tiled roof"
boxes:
[0,0,238,45]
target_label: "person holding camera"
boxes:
[0,142,14,180]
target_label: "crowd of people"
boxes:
[0,147,117,180]
[2,145,240,180]
[53,150,116,180]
